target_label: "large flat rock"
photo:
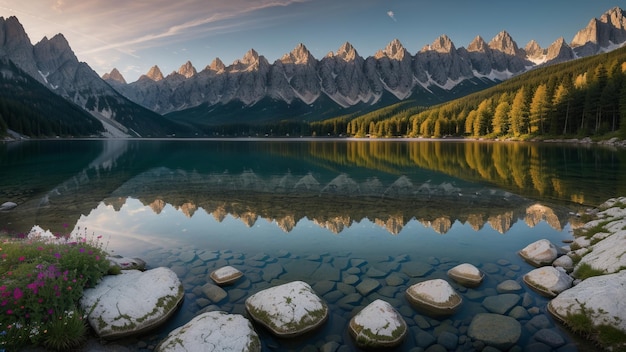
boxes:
[156,311,260,352]
[245,281,328,338]
[576,231,626,274]
[548,270,626,333]
[80,267,184,339]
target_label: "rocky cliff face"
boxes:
[571,7,626,56]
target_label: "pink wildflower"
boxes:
[13,287,23,300]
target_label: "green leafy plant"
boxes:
[0,229,111,351]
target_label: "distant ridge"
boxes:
[104,7,626,121]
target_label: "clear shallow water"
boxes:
[1,139,624,350]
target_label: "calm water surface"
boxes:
[1,139,624,351]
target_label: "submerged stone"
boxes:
[468,313,521,350]
[210,265,243,286]
[482,294,521,315]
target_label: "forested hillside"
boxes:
[341,46,626,139]
[0,59,104,137]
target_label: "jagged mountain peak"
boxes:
[524,40,544,59]
[572,6,626,49]
[241,48,260,65]
[102,68,127,84]
[143,65,164,81]
[546,36,574,62]
[280,43,314,65]
[382,38,408,60]
[489,30,520,56]
[467,35,489,53]
[207,57,225,72]
[1,16,32,45]
[571,18,600,48]
[601,6,626,30]
[34,33,76,60]
[430,34,455,54]
[178,60,196,78]
[337,42,358,61]
[232,48,270,73]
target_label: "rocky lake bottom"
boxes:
[107,244,584,351]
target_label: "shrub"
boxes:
[0,231,111,351]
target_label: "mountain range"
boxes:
[2,7,626,137]
[101,7,626,123]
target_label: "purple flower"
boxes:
[54,253,61,259]
[13,287,23,300]
[27,282,39,294]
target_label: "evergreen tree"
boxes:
[509,87,527,136]
[492,101,511,135]
[529,84,550,134]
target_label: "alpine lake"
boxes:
[1,138,625,351]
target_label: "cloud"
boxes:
[1,1,310,55]
[387,10,396,22]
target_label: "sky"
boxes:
[0,0,621,82]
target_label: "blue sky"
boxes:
[0,0,621,82]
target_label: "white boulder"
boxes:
[519,239,558,267]
[80,267,184,339]
[548,271,626,333]
[552,255,574,273]
[348,299,407,349]
[523,266,572,298]
[156,311,260,352]
[447,263,484,287]
[405,279,462,316]
[245,281,328,338]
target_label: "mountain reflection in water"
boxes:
[2,138,621,235]
[99,167,566,236]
